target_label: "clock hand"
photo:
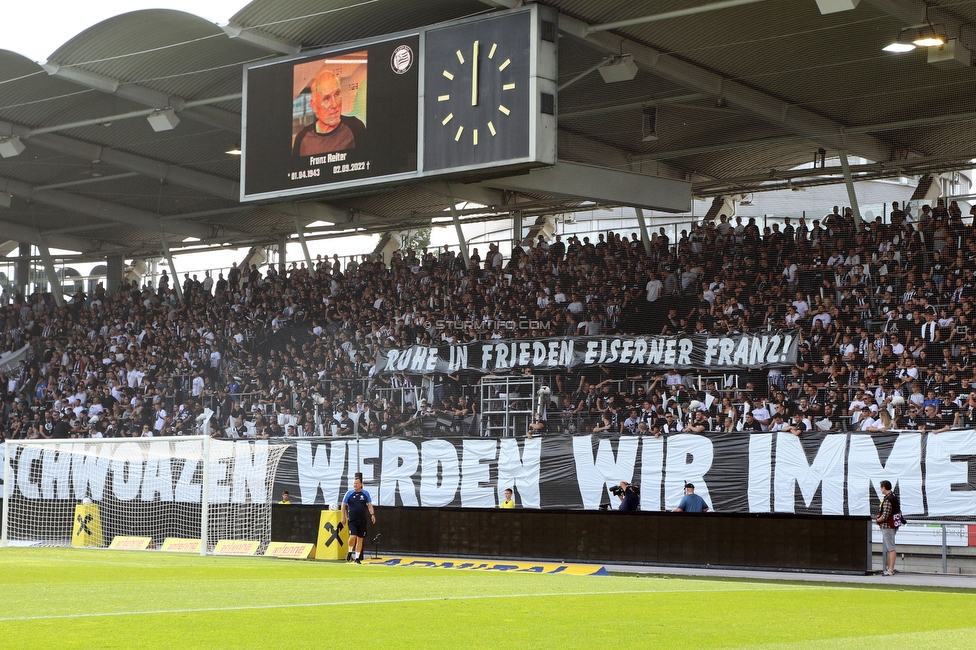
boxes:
[471,40,479,107]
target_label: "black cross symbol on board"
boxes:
[323,522,344,547]
[76,514,93,537]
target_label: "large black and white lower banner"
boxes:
[273,431,976,518]
[5,431,975,518]
[375,332,798,374]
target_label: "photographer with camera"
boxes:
[613,481,640,511]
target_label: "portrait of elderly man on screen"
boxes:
[292,67,366,157]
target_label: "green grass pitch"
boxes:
[1,548,974,649]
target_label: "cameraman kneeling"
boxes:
[615,481,640,511]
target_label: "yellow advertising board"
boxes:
[364,556,610,576]
[71,503,104,548]
[109,536,152,551]
[161,538,202,553]
[265,542,315,559]
[213,540,261,556]
[314,510,348,561]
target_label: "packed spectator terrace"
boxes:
[5,196,976,442]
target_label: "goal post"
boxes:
[0,437,288,554]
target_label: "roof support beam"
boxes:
[40,63,240,132]
[0,174,214,241]
[2,117,358,229]
[28,94,242,136]
[691,152,976,193]
[557,129,704,182]
[481,161,692,213]
[585,0,770,34]
[478,0,520,8]
[37,243,64,306]
[0,219,116,255]
[559,93,709,120]
[558,14,906,164]
[273,201,351,226]
[222,24,301,55]
[422,182,507,208]
[446,184,472,270]
[0,117,373,233]
[292,215,314,271]
[26,131,240,200]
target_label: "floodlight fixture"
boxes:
[814,0,859,14]
[0,136,26,158]
[882,42,916,53]
[912,26,946,47]
[147,107,180,132]
[641,106,658,142]
[597,55,638,84]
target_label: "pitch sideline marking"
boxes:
[0,587,833,623]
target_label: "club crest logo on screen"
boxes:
[391,45,414,74]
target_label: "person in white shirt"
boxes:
[751,404,771,429]
[839,335,856,362]
[890,335,905,356]
[811,308,831,329]
[645,273,663,303]
[153,405,168,433]
[782,260,798,286]
[87,397,105,418]
[791,292,809,319]
[858,413,878,431]
[896,357,919,381]
[567,294,584,314]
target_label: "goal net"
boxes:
[1,437,288,554]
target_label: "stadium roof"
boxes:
[0,0,974,258]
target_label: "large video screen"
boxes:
[242,36,420,200]
[240,5,557,203]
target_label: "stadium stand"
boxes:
[2,199,976,442]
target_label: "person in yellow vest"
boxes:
[500,488,515,509]
[278,491,291,505]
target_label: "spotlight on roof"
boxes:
[882,42,916,53]
[0,135,26,158]
[597,55,638,84]
[225,142,242,156]
[814,0,859,13]
[641,106,658,142]
[147,108,180,132]
[912,26,946,47]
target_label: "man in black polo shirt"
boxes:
[919,404,951,434]
[341,474,375,564]
[51,411,72,439]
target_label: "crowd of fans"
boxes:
[1,196,975,441]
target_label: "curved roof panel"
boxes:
[229,0,489,48]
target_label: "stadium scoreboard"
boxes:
[240,5,557,202]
